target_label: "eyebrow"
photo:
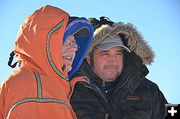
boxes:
[117,50,124,52]
[99,49,124,53]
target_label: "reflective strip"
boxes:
[33,72,42,98]
[66,19,91,30]
[46,20,69,81]
[6,98,70,119]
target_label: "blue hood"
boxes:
[63,17,94,78]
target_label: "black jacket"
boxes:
[71,18,167,119]
[71,51,167,119]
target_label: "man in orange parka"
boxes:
[0,5,94,119]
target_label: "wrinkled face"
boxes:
[62,35,78,71]
[87,46,124,82]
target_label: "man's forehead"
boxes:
[96,46,124,52]
[68,35,75,39]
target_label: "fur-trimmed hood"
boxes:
[88,22,154,65]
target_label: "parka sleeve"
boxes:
[151,84,168,119]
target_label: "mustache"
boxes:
[104,66,119,69]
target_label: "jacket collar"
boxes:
[77,58,149,93]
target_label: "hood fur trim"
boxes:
[88,22,154,65]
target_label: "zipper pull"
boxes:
[105,113,109,119]
[102,81,105,87]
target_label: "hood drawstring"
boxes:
[62,65,66,71]
[8,51,18,68]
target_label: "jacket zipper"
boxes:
[67,86,73,99]
[112,65,143,97]
[81,82,111,111]
[87,83,108,104]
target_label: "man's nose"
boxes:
[108,56,118,64]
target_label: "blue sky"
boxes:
[0,0,180,104]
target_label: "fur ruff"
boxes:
[88,22,154,65]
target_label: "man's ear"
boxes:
[86,55,91,65]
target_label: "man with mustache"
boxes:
[71,17,167,119]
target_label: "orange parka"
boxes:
[0,5,93,119]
